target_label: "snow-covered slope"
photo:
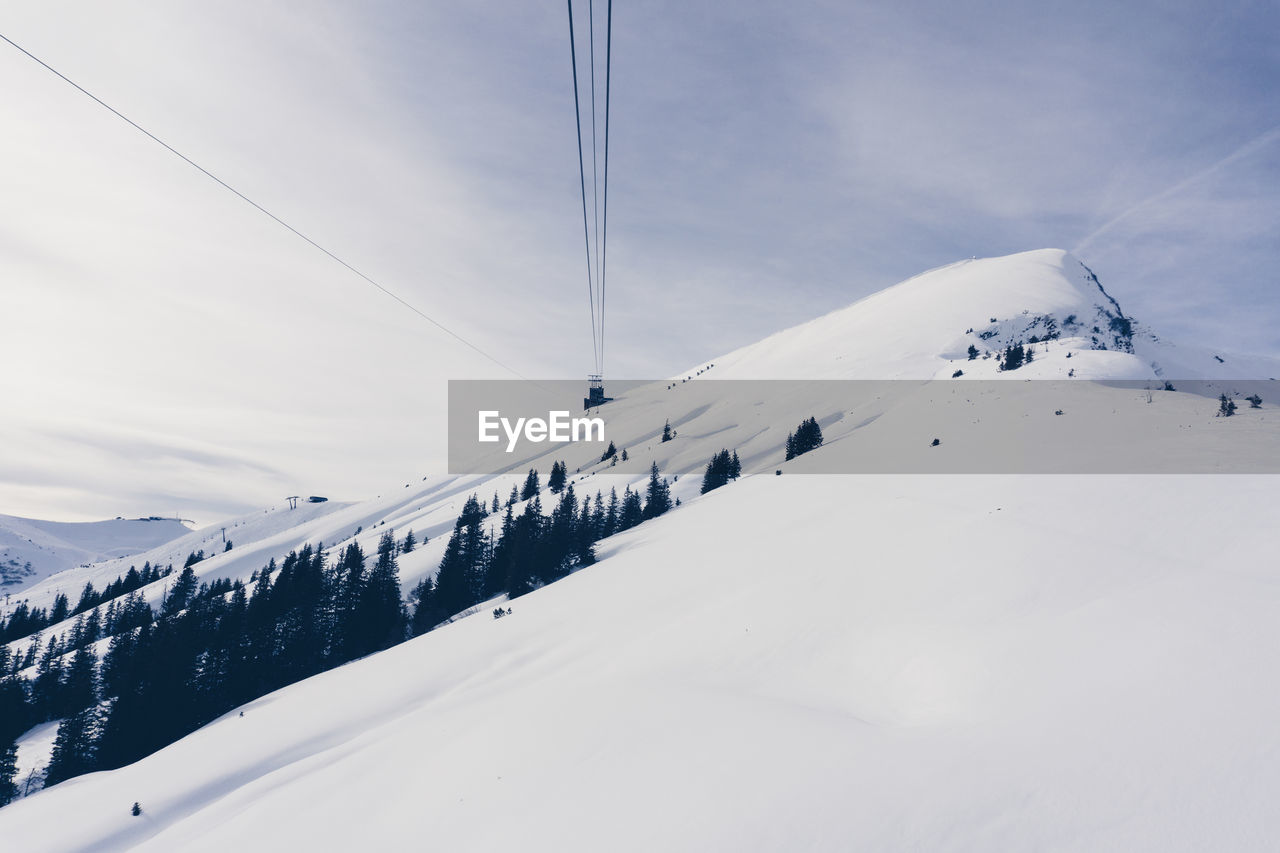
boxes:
[10,249,1276,629]
[3,475,1280,851]
[0,515,190,594]
[3,249,1278,849]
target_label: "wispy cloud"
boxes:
[1,0,1277,520]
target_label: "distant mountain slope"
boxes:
[0,515,190,594]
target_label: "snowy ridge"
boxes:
[0,516,190,595]
[695,249,1280,380]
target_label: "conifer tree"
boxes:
[402,530,416,553]
[49,593,70,626]
[601,441,617,461]
[619,487,644,531]
[333,544,365,659]
[61,646,98,715]
[548,460,568,494]
[661,419,673,442]
[643,462,672,519]
[521,469,541,500]
[785,417,823,460]
[0,741,17,807]
[701,449,734,494]
[433,495,488,618]
[409,575,438,636]
[350,532,406,656]
[74,583,98,615]
[605,488,619,536]
[161,564,199,617]
[44,708,99,787]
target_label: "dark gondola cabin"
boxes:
[584,374,612,410]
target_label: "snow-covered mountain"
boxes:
[702,249,1279,380]
[0,515,190,595]
[2,249,1278,850]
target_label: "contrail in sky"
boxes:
[1074,125,1280,254]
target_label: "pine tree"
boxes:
[601,441,617,462]
[349,532,406,656]
[619,487,644,531]
[433,496,488,619]
[161,564,198,617]
[548,460,568,494]
[785,417,823,460]
[967,344,979,360]
[61,646,98,715]
[701,449,733,494]
[44,707,99,787]
[32,634,66,719]
[74,582,98,615]
[1219,393,1237,417]
[0,741,17,806]
[332,544,365,660]
[0,649,32,746]
[1000,343,1026,371]
[402,530,416,553]
[49,593,70,626]
[521,469,541,500]
[605,488,619,536]
[661,419,673,442]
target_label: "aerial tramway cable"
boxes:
[0,30,526,380]
[567,0,612,381]
[600,0,613,375]
[566,0,599,374]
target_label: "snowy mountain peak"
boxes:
[701,249,1279,381]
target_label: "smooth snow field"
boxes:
[3,474,1279,851]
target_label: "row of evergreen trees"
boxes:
[2,562,172,644]
[410,462,673,633]
[0,459,685,801]
[0,532,408,795]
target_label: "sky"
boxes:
[1,0,1277,523]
